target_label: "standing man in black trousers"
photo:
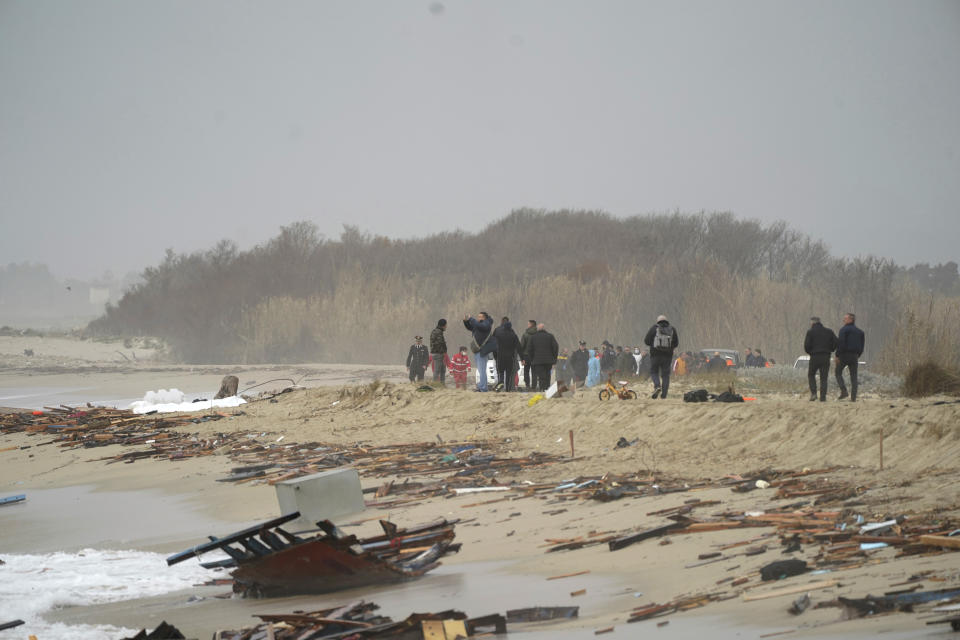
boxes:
[643,314,679,399]
[527,323,559,392]
[835,312,865,401]
[519,320,537,391]
[804,316,838,401]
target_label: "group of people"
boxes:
[805,313,866,401]
[406,313,682,397]
[406,311,866,401]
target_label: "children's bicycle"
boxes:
[598,376,637,400]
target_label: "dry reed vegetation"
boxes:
[903,362,960,398]
[87,210,960,372]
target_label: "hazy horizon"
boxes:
[2,1,958,280]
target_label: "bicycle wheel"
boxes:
[598,389,611,401]
[624,390,638,400]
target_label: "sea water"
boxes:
[0,548,219,639]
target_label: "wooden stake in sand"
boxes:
[879,427,884,470]
[569,429,575,458]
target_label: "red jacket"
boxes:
[449,352,471,374]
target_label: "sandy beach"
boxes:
[1,335,959,639]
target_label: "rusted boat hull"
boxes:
[168,512,458,597]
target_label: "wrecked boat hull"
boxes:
[167,512,459,597]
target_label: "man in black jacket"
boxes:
[835,312,865,401]
[527,323,559,391]
[518,320,537,391]
[406,336,430,382]
[569,341,589,387]
[644,315,679,399]
[493,317,521,391]
[804,316,838,401]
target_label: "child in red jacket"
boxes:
[449,346,472,390]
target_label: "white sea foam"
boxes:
[143,388,185,405]
[0,548,220,639]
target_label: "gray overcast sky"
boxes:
[2,1,958,280]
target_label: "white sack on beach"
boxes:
[128,388,245,414]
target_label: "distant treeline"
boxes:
[86,209,960,372]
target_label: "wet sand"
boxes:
[2,335,960,638]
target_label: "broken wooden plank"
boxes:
[609,522,682,551]
[743,580,839,602]
[547,570,590,581]
[919,535,960,550]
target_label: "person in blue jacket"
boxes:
[586,348,602,387]
[463,312,498,392]
[835,312,865,401]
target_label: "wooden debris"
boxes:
[742,580,839,602]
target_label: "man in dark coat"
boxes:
[429,319,448,384]
[463,312,497,392]
[599,342,616,376]
[643,314,679,399]
[615,346,635,378]
[527,323,559,391]
[569,341,590,387]
[804,316,839,401]
[493,317,521,391]
[518,320,537,391]
[706,351,727,373]
[405,336,429,382]
[835,312,865,401]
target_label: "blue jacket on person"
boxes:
[464,315,498,356]
[837,323,865,357]
[586,349,602,387]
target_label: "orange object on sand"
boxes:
[31,410,44,415]
[743,397,756,401]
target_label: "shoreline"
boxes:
[1,338,959,638]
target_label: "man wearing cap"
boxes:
[643,314,679,399]
[429,319,448,385]
[804,316,838,401]
[569,341,590,388]
[406,335,430,382]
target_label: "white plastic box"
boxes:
[274,467,364,529]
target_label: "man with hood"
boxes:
[429,319,448,384]
[518,320,537,391]
[804,316,839,401]
[527,322,560,391]
[644,314,679,399]
[463,312,497,392]
[493,316,521,391]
